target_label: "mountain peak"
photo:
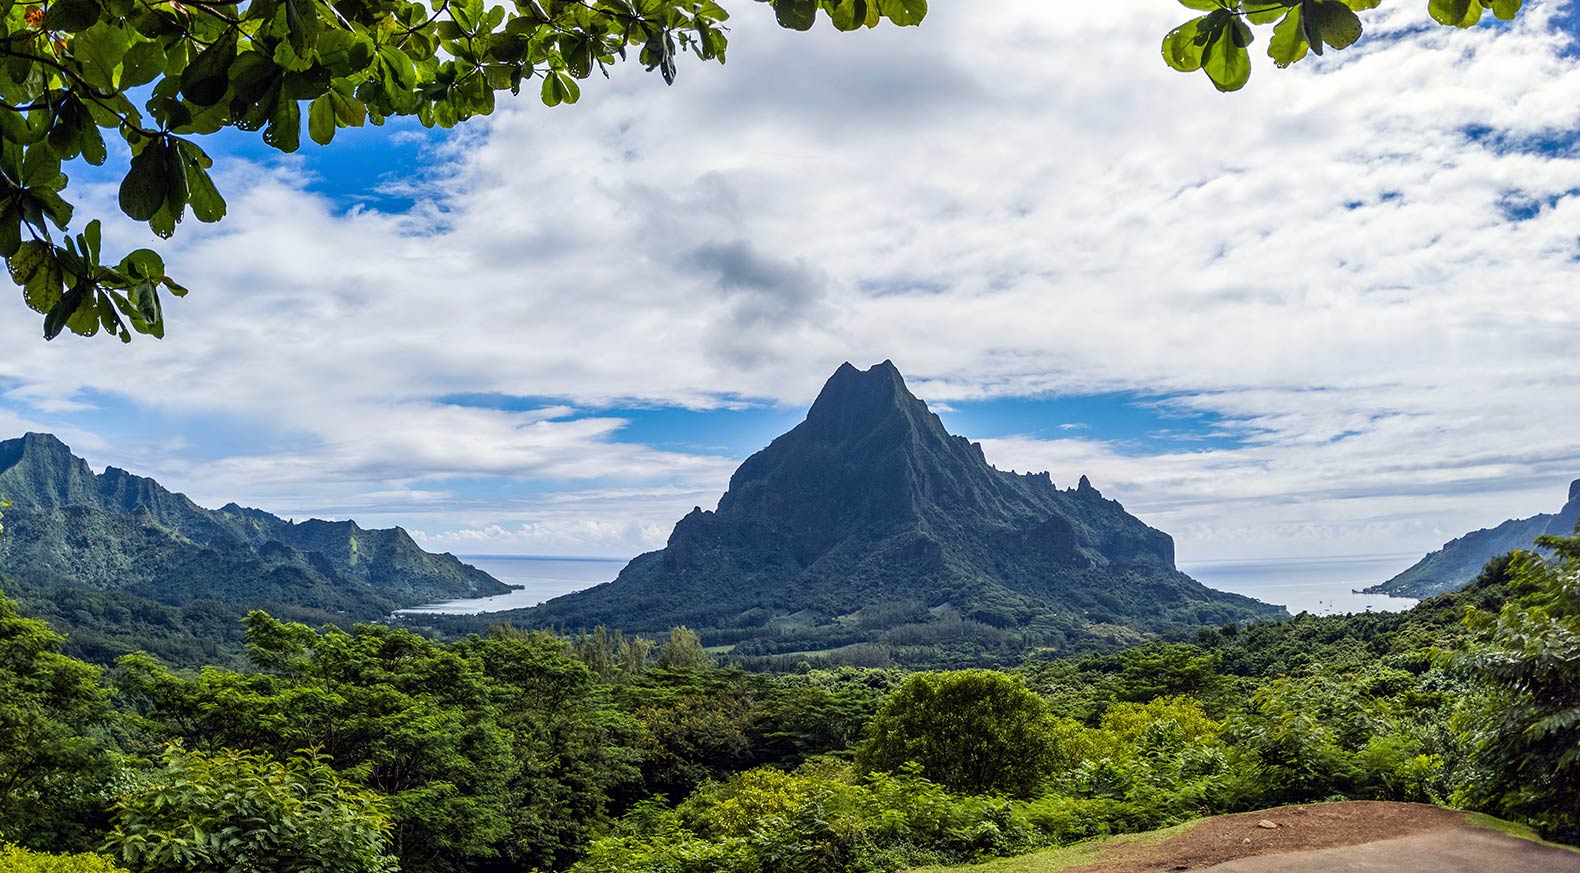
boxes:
[0,432,97,508]
[518,359,1282,660]
[804,360,931,440]
[1570,478,1580,506]
[0,431,75,466]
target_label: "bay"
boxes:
[396,555,626,615]
[1180,553,1421,616]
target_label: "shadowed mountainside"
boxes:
[0,433,507,630]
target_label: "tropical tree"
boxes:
[0,0,1533,343]
[0,591,115,851]
[656,624,712,670]
[856,669,1058,798]
[116,612,637,872]
[1459,534,1580,841]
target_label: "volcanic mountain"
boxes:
[1364,478,1580,599]
[0,433,507,624]
[504,361,1284,662]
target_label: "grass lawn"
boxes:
[1464,812,1580,852]
[907,821,1197,873]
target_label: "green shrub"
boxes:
[0,843,129,872]
[104,745,396,873]
[573,763,1043,873]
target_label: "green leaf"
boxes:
[119,248,165,280]
[0,207,20,258]
[148,202,177,239]
[83,219,101,264]
[316,29,375,76]
[181,30,238,106]
[21,143,63,189]
[176,142,225,223]
[284,0,321,56]
[44,284,89,340]
[120,38,166,88]
[327,89,364,126]
[1202,17,1253,92]
[1269,6,1309,68]
[71,23,132,91]
[1162,16,1208,73]
[308,95,336,145]
[540,70,580,106]
[376,45,417,92]
[875,0,926,26]
[773,0,817,31]
[119,140,168,222]
[10,240,63,315]
[1428,0,1481,27]
[1486,0,1521,20]
[262,99,301,152]
[1304,0,1362,52]
[1246,3,1290,25]
[829,0,873,31]
[42,0,100,32]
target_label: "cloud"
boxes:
[0,1,1577,561]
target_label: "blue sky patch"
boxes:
[934,393,1247,456]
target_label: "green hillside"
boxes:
[0,433,508,654]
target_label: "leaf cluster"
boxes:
[0,0,924,340]
[104,744,397,873]
[1162,0,1523,92]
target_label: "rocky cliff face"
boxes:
[503,362,1283,661]
[1365,479,1580,599]
[0,433,506,617]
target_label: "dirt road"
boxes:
[1193,827,1580,872]
[1065,802,1580,873]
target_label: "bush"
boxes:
[0,844,128,873]
[573,763,1043,873]
[104,745,396,873]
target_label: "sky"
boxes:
[1,1,1578,576]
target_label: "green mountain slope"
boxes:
[485,361,1284,662]
[1362,479,1580,599]
[0,433,507,625]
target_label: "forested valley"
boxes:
[4,535,1577,873]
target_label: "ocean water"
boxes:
[400,553,1423,618]
[396,556,626,615]
[1179,553,1421,616]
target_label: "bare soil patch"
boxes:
[1066,801,1481,873]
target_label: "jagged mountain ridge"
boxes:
[499,361,1284,660]
[1364,478,1580,599]
[0,433,507,618]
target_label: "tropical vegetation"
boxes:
[0,532,1573,870]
